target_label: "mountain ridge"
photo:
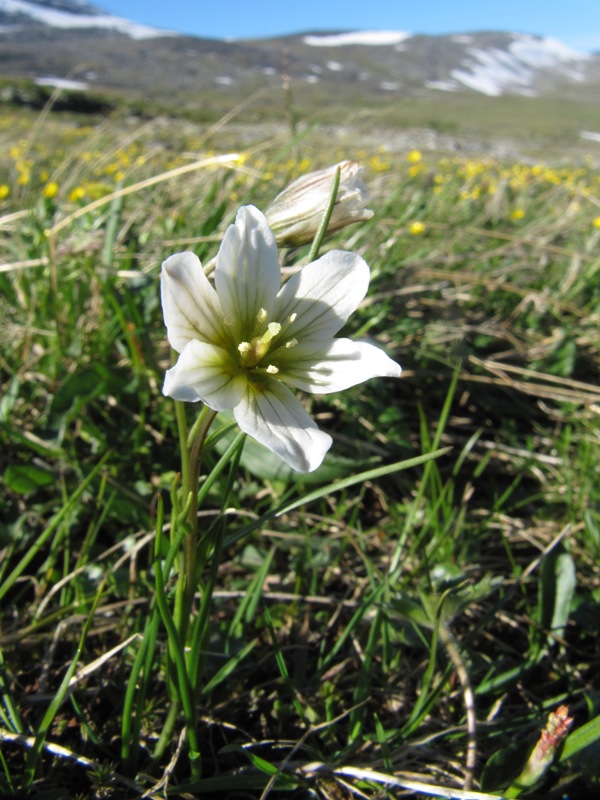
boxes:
[0,0,598,107]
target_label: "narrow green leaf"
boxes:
[540,546,576,642]
[560,714,600,762]
[24,579,106,785]
[226,448,452,549]
[4,464,54,494]
[0,454,110,604]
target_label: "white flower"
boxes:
[265,160,374,247]
[161,205,401,472]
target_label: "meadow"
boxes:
[1,100,600,799]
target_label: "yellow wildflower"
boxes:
[408,221,426,235]
[593,216,600,229]
[408,164,424,178]
[510,208,525,221]
[407,150,422,163]
[0,184,10,200]
[68,186,86,203]
[43,181,59,199]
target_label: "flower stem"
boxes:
[172,349,189,500]
[306,165,341,264]
[158,400,217,773]
[152,698,180,765]
[178,407,218,646]
[154,496,202,778]
[189,517,225,692]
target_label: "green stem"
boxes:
[186,403,213,449]
[177,407,217,646]
[189,519,225,692]
[190,432,245,691]
[154,497,202,778]
[152,698,181,766]
[306,165,341,264]
[173,404,189,504]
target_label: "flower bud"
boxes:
[265,160,374,247]
[511,705,573,791]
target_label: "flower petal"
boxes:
[163,340,247,411]
[275,250,369,345]
[279,338,402,394]
[214,206,281,340]
[161,251,225,352]
[234,378,332,472]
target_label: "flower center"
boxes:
[237,309,298,374]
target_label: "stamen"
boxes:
[286,338,298,349]
[257,308,268,324]
[288,312,298,324]
[265,365,279,374]
[238,321,285,369]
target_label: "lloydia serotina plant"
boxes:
[150,184,404,774]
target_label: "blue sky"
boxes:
[98,0,600,53]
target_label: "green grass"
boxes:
[0,103,599,799]
[3,73,599,157]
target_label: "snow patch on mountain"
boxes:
[36,75,88,90]
[448,34,589,96]
[0,0,174,39]
[426,80,458,92]
[511,35,587,68]
[303,30,412,47]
